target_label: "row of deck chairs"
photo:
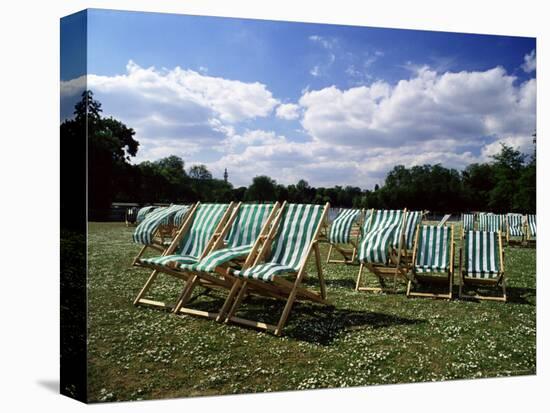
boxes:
[131,202,330,336]
[327,209,508,301]
[461,212,536,244]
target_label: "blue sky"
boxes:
[61,9,536,188]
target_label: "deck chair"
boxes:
[526,214,536,243]
[325,208,364,264]
[219,203,330,336]
[355,209,406,293]
[479,213,504,232]
[132,202,235,310]
[406,224,455,299]
[506,213,525,245]
[131,204,192,263]
[171,202,281,319]
[136,205,157,225]
[459,230,506,302]
[437,214,452,227]
[356,209,424,293]
[125,207,138,226]
[461,213,475,237]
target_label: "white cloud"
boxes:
[275,103,300,120]
[86,61,279,123]
[308,35,337,50]
[310,65,321,77]
[299,66,536,153]
[521,49,536,73]
[60,61,281,163]
[60,61,536,190]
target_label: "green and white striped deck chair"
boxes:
[526,214,536,242]
[355,209,407,293]
[133,202,235,310]
[125,207,138,226]
[461,213,475,237]
[131,204,192,264]
[171,203,280,318]
[325,208,364,264]
[220,203,330,336]
[479,213,504,232]
[136,206,157,224]
[132,204,190,247]
[506,213,525,244]
[459,230,506,302]
[407,225,455,299]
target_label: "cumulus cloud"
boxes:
[275,103,300,120]
[60,61,536,189]
[60,61,280,162]
[521,50,536,73]
[299,66,536,152]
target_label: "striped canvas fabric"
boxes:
[231,204,325,282]
[479,213,504,232]
[527,214,536,238]
[414,225,450,273]
[132,205,189,245]
[182,204,274,273]
[173,205,191,227]
[358,210,404,264]
[507,213,524,237]
[328,209,361,244]
[139,203,229,267]
[462,214,475,231]
[394,210,423,250]
[464,231,502,279]
[136,206,156,224]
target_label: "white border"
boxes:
[0,1,547,412]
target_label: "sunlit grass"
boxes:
[87,222,536,402]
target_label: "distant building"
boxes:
[224,168,228,182]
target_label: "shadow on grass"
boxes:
[188,294,425,345]
[455,285,536,305]
[243,301,423,345]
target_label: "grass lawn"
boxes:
[87,222,536,402]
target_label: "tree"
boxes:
[188,164,213,180]
[245,176,277,202]
[63,91,140,219]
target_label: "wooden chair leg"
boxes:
[216,279,242,322]
[133,269,159,306]
[274,286,299,336]
[173,275,199,314]
[225,281,249,323]
[314,243,326,300]
[502,277,507,302]
[355,263,364,291]
[326,244,333,264]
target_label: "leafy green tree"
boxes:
[245,176,278,202]
[189,164,213,180]
[63,91,139,219]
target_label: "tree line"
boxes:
[61,92,535,220]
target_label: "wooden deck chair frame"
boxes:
[325,208,366,265]
[131,204,195,264]
[355,209,411,294]
[218,203,331,336]
[132,202,236,311]
[171,202,282,320]
[406,224,455,300]
[458,231,506,302]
